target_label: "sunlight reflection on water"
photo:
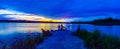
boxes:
[0,23,66,34]
[0,23,120,37]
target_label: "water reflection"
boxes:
[15,23,65,33]
[0,23,66,34]
[0,23,120,37]
[79,24,120,37]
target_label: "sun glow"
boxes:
[0,9,65,22]
[5,15,64,22]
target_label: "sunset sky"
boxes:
[0,0,120,22]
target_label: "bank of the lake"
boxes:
[0,30,52,49]
[73,27,120,49]
[0,30,86,49]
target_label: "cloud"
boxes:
[1,0,120,18]
[0,9,27,15]
[0,9,68,22]
[0,9,48,20]
[1,0,120,21]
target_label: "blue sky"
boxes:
[0,0,120,21]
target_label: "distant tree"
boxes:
[106,18,113,22]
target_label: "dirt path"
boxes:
[37,30,86,49]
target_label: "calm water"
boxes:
[0,23,120,37]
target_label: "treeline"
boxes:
[93,18,120,25]
[0,20,57,23]
[0,20,40,23]
[70,18,120,25]
[0,20,69,23]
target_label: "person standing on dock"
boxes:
[58,24,61,30]
[58,24,65,30]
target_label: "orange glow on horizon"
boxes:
[40,18,64,22]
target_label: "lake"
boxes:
[0,23,120,37]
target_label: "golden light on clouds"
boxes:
[5,14,65,22]
[0,9,66,22]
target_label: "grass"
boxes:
[0,33,45,49]
[10,34,45,49]
[0,30,52,49]
[73,27,120,49]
